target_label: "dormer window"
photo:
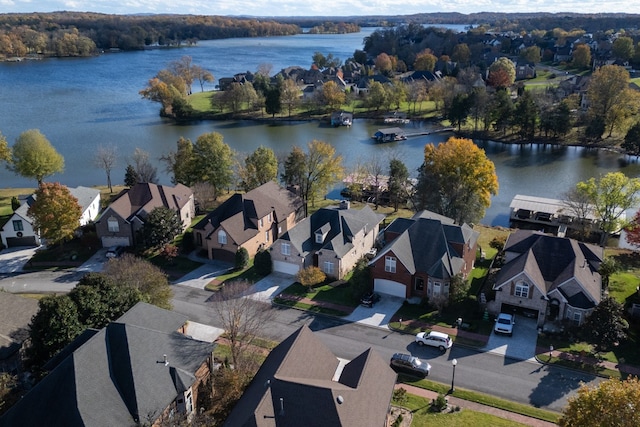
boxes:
[218,230,227,244]
[315,233,323,244]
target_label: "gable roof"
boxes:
[495,230,603,308]
[279,205,385,258]
[194,181,302,245]
[0,303,212,427]
[224,325,396,427]
[372,210,478,280]
[98,182,192,223]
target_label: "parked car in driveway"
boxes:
[360,292,381,307]
[494,313,515,336]
[105,246,124,259]
[389,353,431,377]
[415,331,453,351]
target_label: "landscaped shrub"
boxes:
[11,196,20,211]
[254,249,272,276]
[181,230,195,253]
[235,247,250,270]
[431,393,448,412]
[296,266,326,291]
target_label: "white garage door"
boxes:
[273,260,300,276]
[374,279,406,298]
[101,236,130,248]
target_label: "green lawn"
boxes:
[399,376,561,424]
[278,281,359,306]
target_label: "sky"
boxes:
[0,0,636,17]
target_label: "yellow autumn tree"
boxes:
[414,137,498,224]
[559,377,640,427]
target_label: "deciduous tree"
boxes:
[131,148,158,183]
[414,49,437,72]
[318,80,345,111]
[559,377,640,427]
[487,58,516,89]
[161,136,195,185]
[571,44,591,69]
[612,36,635,62]
[576,172,640,245]
[239,146,278,192]
[622,121,640,155]
[388,158,410,212]
[190,132,235,198]
[209,280,275,370]
[374,52,393,75]
[0,131,9,163]
[9,129,64,184]
[519,46,540,64]
[143,206,184,249]
[94,145,117,193]
[28,182,82,246]
[297,266,326,291]
[582,296,627,352]
[103,253,173,310]
[280,78,300,117]
[414,137,498,224]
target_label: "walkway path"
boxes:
[395,384,558,427]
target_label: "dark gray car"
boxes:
[390,353,431,377]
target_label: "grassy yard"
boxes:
[399,376,561,424]
[278,281,359,306]
[394,393,530,427]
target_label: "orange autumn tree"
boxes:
[414,137,498,224]
[28,182,82,247]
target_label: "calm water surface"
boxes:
[1,27,639,226]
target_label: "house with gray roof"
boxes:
[489,230,603,327]
[0,293,39,373]
[94,182,194,248]
[0,302,214,427]
[0,186,100,248]
[224,325,396,427]
[270,202,385,279]
[369,210,479,299]
[193,181,303,262]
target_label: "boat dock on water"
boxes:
[371,127,454,143]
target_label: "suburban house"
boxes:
[0,186,100,248]
[224,325,396,427]
[0,302,214,427]
[0,293,39,373]
[270,202,385,279]
[94,182,194,248]
[488,230,604,327]
[368,210,479,300]
[192,181,303,262]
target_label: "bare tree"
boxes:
[209,280,274,370]
[563,187,594,240]
[131,148,158,183]
[364,154,385,209]
[94,145,118,193]
[192,181,217,213]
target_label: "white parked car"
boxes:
[494,313,515,336]
[415,331,453,351]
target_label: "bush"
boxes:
[11,196,20,211]
[181,230,195,253]
[235,247,250,270]
[296,266,326,291]
[431,393,448,412]
[254,249,272,276]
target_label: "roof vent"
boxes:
[337,395,344,404]
[279,398,285,416]
[163,354,169,366]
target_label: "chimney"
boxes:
[163,354,168,366]
[339,200,350,210]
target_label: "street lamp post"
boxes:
[449,359,458,394]
[549,345,554,362]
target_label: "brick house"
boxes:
[488,230,603,327]
[369,211,479,299]
[0,302,214,427]
[192,181,303,263]
[94,182,195,248]
[270,202,385,279]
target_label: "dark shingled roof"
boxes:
[0,303,213,427]
[372,210,478,280]
[224,325,396,427]
[0,293,39,361]
[279,205,385,258]
[193,181,302,245]
[494,230,603,308]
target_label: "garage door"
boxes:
[6,236,38,248]
[374,279,406,298]
[501,303,539,320]
[273,260,300,276]
[101,236,130,248]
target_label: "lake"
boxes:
[1,26,640,226]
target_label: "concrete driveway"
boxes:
[0,246,40,273]
[483,315,539,361]
[343,293,404,329]
[247,273,297,302]
[76,247,110,273]
[172,261,233,289]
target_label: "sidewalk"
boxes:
[395,384,558,427]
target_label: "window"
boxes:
[414,277,424,291]
[265,231,270,242]
[433,282,441,295]
[385,256,396,273]
[324,261,334,275]
[12,220,23,232]
[218,230,227,244]
[315,233,323,244]
[260,218,264,228]
[107,217,119,233]
[281,242,291,256]
[515,283,529,298]
[443,282,450,296]
[196,232,203,246]
[268,212,272,222]
[573,311,582,325]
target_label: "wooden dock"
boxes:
[404,127,454,138]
